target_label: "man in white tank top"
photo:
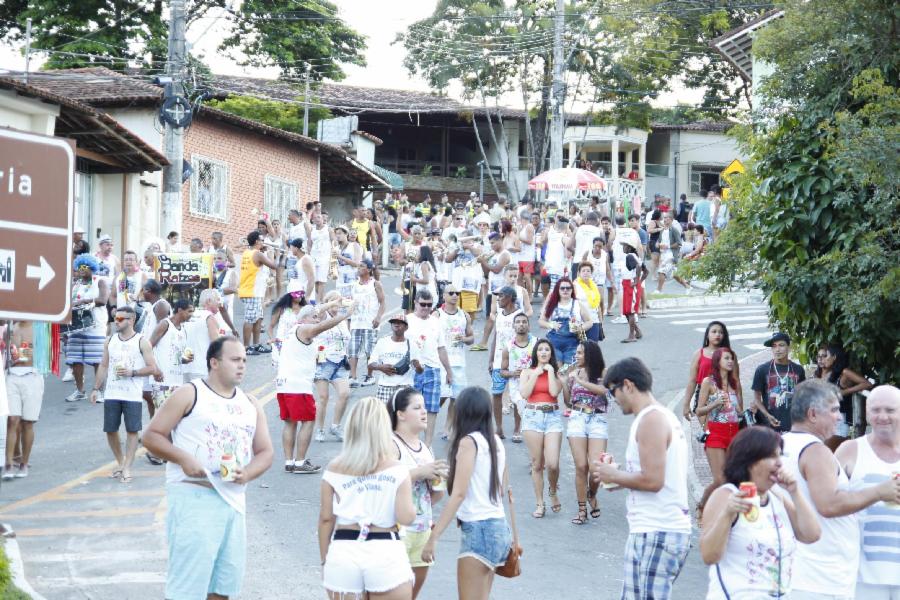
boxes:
[143,336,273,600]
[149,299,195,395]
[347,260,385,388]
[91,306,160,483]
[783,380,900,600]
[836,385,900,600]
[593,357,691,600]
[184,289,227,381]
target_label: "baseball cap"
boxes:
[764,332,792,347]
[388,313,408,326]
[498,286,517,299]
[74,225,85,234]
[487,232,501,241]
[361,258,375,272]
[334,225,349,233]
[473,214,491,226]
[98,234,112,243]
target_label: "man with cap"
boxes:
[73,225,89,255]
[277,304,352,474]
[347,259,385,388]
[488,286,523,439]
[368,313,416,405]
[407,289,454,447]
[752,332,806,432]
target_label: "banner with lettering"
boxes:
[153,253,213,306]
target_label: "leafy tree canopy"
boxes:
[208,94,331,138]
[687,0,899,382]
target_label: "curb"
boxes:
[648,290,764,310]
[3,531,47,600]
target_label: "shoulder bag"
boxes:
[495,487,523,578]
[392,340,411,375]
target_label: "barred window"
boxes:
[264,175,299,223]
[689,164,724,195]
[190,155,229,220]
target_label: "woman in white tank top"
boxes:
[700,426,821,599]
[319,397,416,598]
[421,387,513,600]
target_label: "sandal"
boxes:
[470,344,488,352]
[109,468,123,479]
[511,434,523,443]
[571,502,588,525]
[532,502,546,518]
[549,485,562,513]
[120,472,133,484]
[587,489,601,518]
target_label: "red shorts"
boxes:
[705,421,740,449]
[277,393,316,422]
[622,279,642,315]
[518,261,535,275]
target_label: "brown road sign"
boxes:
[0,128,74,321]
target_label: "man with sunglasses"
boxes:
[92,306,161,483]
[436,285,474,440]
[406,290,454,447]
[592,357,691,600]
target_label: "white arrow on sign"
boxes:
[26,256,55,291]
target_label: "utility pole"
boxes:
[161,0,187,239]
[549,0,565,171]
[302,63,311,137]
[478,161,485,203]
[24,18,32,84]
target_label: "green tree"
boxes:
[688,0,899,382]
[209,95,332,138]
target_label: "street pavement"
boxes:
[0,273,771,599]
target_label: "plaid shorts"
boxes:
[241,297,263,323]
[377,384,404,405]
[621,531,691,600]
[414,366,441,413]
[347,328,376,358]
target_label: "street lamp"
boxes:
[477,160,485,203]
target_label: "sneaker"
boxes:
[314,428,325,443]
[62,368,74,382]
[292,459,322,474]
[329,425,343,441]
[360,375,375,387]
[611,316,627,324]
[14,465,28,479]
[256,344,272,354]
[245,346,260,356]
[94,391,104,404]
[1,467,14,481]
[284,462,295,473]
[65,390,85,402]
[634,314,640,323]
[147,454,165,466]
[349,378,361,389]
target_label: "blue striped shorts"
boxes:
[414,366,441,413]
[65,330,106,365]
[621,531,690,600]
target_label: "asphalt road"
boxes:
[0,272,771,599]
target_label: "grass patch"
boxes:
[0,539,32,599]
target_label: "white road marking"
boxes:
[670,315,769,325]
[727,331,773,340]
[27,550,166,563]
[649,308,767,319]
[692,322,771,332]
[35,572,167,588]
[744,343,767,351]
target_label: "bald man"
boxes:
[836,385,900,600]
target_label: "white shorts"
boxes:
[855,583,900,600]
[314,258,329,284]
[6,372,44,421]
[323,539,413,595]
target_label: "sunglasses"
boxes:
[606,383,622,405]
[559,286,573,291]
[114,316,132,322]
[418,302,433,308]
[445,291,459,296]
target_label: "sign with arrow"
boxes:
[0,128,74,322]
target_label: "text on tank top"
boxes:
[438,307,468,366]
[849,436,900,585]
[351,280,378,330]
[781,431,859,596]
[105,333,146,401]
[625,404,691,533]
[238,250,266,298]
[155,318,186,388]
[166,379,258,514]
[492,308,522,368]
[322,464,410,528]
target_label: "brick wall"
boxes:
[181,118,319,250]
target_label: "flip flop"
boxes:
[109,469,123,479]
[621,338,637,343]
[120,473,133,484]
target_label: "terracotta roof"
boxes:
[649,121,735,133]
[0,76,167,172]
[197,106,391,190]
[6,67,163,106]
[352,130,383,145]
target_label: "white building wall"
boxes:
[0,91,58,135]
[674,130,744,201]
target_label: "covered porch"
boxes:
[563,125,649,213]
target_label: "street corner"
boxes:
[0,452,168,599]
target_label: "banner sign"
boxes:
[154,253,213,286]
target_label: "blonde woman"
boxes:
[574,262,603,342]
[319,397,416,599]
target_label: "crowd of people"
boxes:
[1,186,898,600]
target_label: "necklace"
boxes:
[395,432,423,453]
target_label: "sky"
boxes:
[0,0,702,109]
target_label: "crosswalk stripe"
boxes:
[692,323,770,332]
[35,572,167,588]
[670,315,770,325]
[727,331,773,340]
[650,309,767,320]
[744,343,767,351]
[650,306,766,318]
[28,550,167,563]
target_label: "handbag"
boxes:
[495,488,523,578]
[392,340,411,375]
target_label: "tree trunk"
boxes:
[471,115,503,200]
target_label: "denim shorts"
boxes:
[521,407,564,434]
[440,364,468,399]
[166,483,246,600]
[459,517,512,570]
[314,359,349,382]
[490,369,508,395]
[566,411,608,439]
